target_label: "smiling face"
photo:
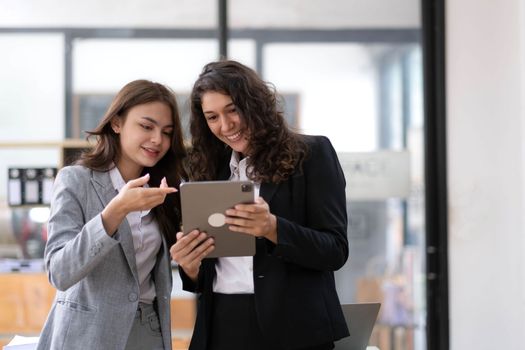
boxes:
[201,91,250,156]
[111,101,173,181]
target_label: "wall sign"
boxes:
[338,151,410,200]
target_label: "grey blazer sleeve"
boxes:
[45,166,119,291]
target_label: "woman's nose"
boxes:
[220,115,234,132]
[151,130,162,144]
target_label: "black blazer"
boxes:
[180,135,349,350]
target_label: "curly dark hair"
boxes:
[78,79,186,247]
[188,60,307,183]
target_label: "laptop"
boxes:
[333,303,381,350]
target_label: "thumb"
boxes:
[126,173,150,188]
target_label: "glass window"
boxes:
[230,1,425,347]
[264,41,425,350]
[71,38,255,140]
[0,2,428,349]
[0,33,64,259]
[0,33,64,142]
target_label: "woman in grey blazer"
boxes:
[37,80,187,350]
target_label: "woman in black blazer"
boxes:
[170,60,349,350]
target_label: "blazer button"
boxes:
[257,275,265,279]
[89,246,100,257]
[128,292,138,302]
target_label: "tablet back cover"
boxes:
[180,181,256,257]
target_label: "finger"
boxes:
[171,231,200,259]
[225,209,253,220]
[176,231,209,256]
[177,237,214,266]
[235,196,265,209]
[197,244,215,260]
[160,186,177,193]
[226,206,257,216]
[232,203,264,213]
[226,217,253,228]
[142,187,177,196]
[187,237,215,261]
[126,173,150,188]
[160,177,167,188]
[150,186,177,194]
[172,230,199,251]
[228,224,254,236]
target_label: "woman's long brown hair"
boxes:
[78,79,186,247]
[188,60,307,183]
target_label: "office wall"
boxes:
[446,0,525,349]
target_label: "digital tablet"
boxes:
[180,180,256,258]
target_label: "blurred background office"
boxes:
[0,1,523,350]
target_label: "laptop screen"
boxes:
[333,303,381,350]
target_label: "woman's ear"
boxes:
[110,117,121,134]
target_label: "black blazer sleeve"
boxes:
[270,135,348,271]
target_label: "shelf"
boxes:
[0,139,93,149]
[0,139,94,168]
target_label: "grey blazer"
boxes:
[37,166,173,350]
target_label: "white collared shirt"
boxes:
[213,152,260,294]
[109,166,162,304]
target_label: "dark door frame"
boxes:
[421,0,450,349]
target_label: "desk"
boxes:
[0,273,54,334]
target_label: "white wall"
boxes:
[446,0,525,349]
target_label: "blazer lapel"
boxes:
[90,170,139,283]
[260,182,279,203]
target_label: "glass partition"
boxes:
[0,3,218,348]
[0,1,427,349]
[263,41,425,350]
[229,1,425,348]
[0,33,64,260]
[71,38,255,140]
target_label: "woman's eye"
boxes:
[206,115,217,121]
[163,131,173,136]
[140,124,153,130]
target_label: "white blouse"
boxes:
[109,167,162,304]
[213,152,260,294]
